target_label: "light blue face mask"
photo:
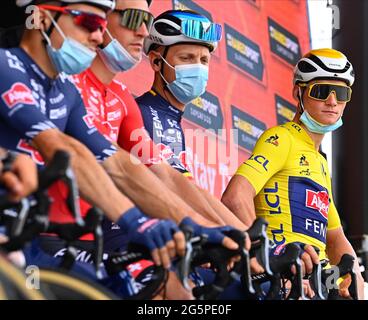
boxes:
[297,86,343,134]
[300,110,343,134]
[41,12,96,75]
[98,30,141,74]
[160,56,209,104]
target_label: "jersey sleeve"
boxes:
[235,126,292,194]
[64,93,117,162]
[324,161,342,230]
[0,49,57,141]
[117,92,162,166]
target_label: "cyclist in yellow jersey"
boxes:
[222,48,365,299]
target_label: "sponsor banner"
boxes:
[268,17,302,66]
[275,94,296,124]
[289,177,329,243]
[225,24,264,82]
[231,105,266,151]
[184,91,223,132]
[172,0,212,20]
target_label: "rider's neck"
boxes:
[20,30,58,79]
[152,76,186,112]
[293,114,324,151]
[90,54,115,85]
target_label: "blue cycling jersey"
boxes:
[136,90,191,176]
[0,47,116,161]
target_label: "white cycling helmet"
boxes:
[16,0,116,12]
[144,10,222,55]
[293,48,355,86]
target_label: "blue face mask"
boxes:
[98,30,140,74]
[300,110,343,134]
[41,12,96,75]
[160,56,209,104]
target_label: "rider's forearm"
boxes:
[33,130,134,222]
[149,163,224,225]
[326,228,365,299]
[102,149,219,226]
[197,187,249,230]
[221,175,257,227]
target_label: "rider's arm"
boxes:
[101,149,219,227]
[221,174,257,227]
[116,94,225,226]
[326,226,365,299]
[325,194,365,299]
[149,162,226,225]
[32,129,134,222]
[195,184,249,230]
[222,126,291,226]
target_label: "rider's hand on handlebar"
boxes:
[180,217,239,250]
[117,208,185,269]
[290,244,320,276]
[250,256,265,274]
[1,154,37,202]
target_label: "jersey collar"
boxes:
[148,89,184,120]
[84,69,109,95]
[284,121,315,147]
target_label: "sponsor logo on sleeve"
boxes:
[2,83,36,109]
[265,134,279,146]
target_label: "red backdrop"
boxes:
[118,0,311,198]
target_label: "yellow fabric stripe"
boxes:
[39,270,113,300]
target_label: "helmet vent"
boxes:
[154,22,181,36]
[298,61,317,73]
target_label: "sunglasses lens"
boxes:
[72,12,107,32]
[309,84,351,102]
[119,9,153,31]
[181,19,222,42]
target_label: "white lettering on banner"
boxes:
[305,218,327,239]
[270,26,299,54]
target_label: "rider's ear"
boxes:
[36,8,52,32]
[149,52,162,71]
[292,85,300,101]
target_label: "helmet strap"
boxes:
[298,86,305,115]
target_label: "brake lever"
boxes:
[287,252,307,300]
[239,232,255,296]
[91,207,104,280]
[248,218,272,276]
[308,247,325,300]
[175,224,205,291]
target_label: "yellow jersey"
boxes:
[236,121,341,259]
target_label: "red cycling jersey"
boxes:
[73,70,162,165]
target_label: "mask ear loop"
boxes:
[40,9,67,47]
[298,86,305,115]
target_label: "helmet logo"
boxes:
[202,21,211,33]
